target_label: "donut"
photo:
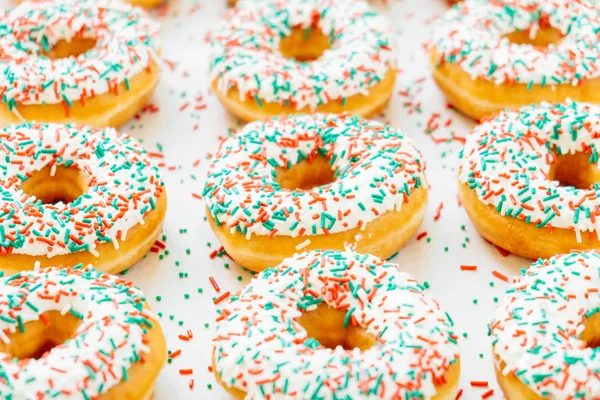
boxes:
[0,122,167,276]
[429,0,600,121]
[117,0,164,9]
[0,264,166,399]
[213,249,461,400]
[209,0,396,122]
[490,251,600,399]
[0,0,160,128]
[457,101,600,260]
[203,114,428,272]
[18,0,164,10]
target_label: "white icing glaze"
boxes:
[203,114,427,239]
[431,0,600,86]
[0,0,160,107]
[0,122,164,257]
[491,251,600,398]
[0,265,154,399]
[209,0,395,110]
[214,249,460,399]
[459,101,600,237]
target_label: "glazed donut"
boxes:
[18,0,164,10]
[210,0,396,122]
[490,251,600,399]
[429,0,600,121]
[120,0,164,9]
[0,122,167,276]
[0,265,166,399]
[0,0,160,128]
[458,101,600,260]
[228,0,376,7]
[203,114,428,272]
[213,249,461,400]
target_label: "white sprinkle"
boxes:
[60,303,72,316]
[295,239,311,250]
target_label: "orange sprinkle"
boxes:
[461,265,478,271]
[492,270,509,282]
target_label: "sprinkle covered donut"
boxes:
[209,0,397,122]
[203,114,428,271]
[458,101,600,259]
[429,0,600,120]
[213,250,461,400]
[490,251,600,399]
[0,122,167,275]
[0,264,166,399]
[0,0,160,128]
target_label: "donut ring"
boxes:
[18,0,164,10]
[213,250,461,400]
[0,122,167,276]
[0,0,160,128]
[490,251,600,399]
[0,265,166,399]
[210,0,396,122]
[429,0,600,121]
[203,114,428,272]
[119,0,164,9]
[458,101,600,260]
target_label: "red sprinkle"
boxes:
[213,291,231,305]
[433,202,444,221]
[495,245,511,257]
[209,276,220,293]
[416,231,428,240]
[455,389,463,400]
[179,369,193,375]
[481,389,494,399]
[470,381,489,387]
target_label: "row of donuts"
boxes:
[0,0,596,399]
[4,0,593,129]
[208,0,600,399]
[0,0,171,398]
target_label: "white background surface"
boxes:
[49,0,537,398]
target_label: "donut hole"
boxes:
[548,152,600,190]
[43,37,97,60]
[0,311,80,360]
[279,28,331,62]
[580,313,600,349]
[297,304,375,351]
[275,155,336,190]
[21,165,89,205]
[503,26,564,48]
